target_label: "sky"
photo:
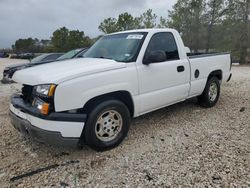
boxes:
[0,0,176,48]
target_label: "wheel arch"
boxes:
[197,69,222,97]
[82,90,134,117]
[208,69,222,81]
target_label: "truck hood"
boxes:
[13,58,126,85]
[5,62,29,69]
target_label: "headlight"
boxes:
[33,84,56,97]
[32,97,50,115]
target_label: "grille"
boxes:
[21,85,33,103]
[3,69,9,76]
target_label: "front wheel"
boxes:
[198,76,220,108]
[83,100,131,151]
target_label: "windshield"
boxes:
[30,54,48,64]
[84,32,147,62]
[57,49,82,60]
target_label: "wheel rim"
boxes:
[95,110,123,142]
[208,82,218,102]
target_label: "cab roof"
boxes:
[107,28,177,35]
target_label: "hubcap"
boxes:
[208,82,218,102]
[95,110,123,142]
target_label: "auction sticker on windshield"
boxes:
[126,35,143,40]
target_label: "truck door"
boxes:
[137,32,190,114]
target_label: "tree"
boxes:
[204,0,228,52]
[215,0,250,64]
[66,30,88,50]
[190,0,206,52]
[98,13,142,34]
[237,0,250,64]
[12,38,53,53]
[13,38,37,53]
[116,13,141,31]
[51,27,69,52]
[158,17,169,28]
[40,39,51,48]
[98,18,119,34]
[168,0,206,52]
[39,39,52,52]
[98,9,158,34]
[167,0,249,63]
[140,9,157,28]
[12,27,93,53]
[51,27,91,52]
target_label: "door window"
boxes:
[144,32,179,61]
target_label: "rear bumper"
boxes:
[10,111,79,147]
[9,94,86,147]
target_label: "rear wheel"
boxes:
[198,76,220,108]
[83,100,131,151]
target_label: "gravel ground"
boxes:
[0,58,249,187]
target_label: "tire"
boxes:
[197,76,220,108]
[83,99,131,151]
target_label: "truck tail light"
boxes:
[230,55,232,70]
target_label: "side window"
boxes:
[144,32,179,61]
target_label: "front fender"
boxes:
[54,66,138,112]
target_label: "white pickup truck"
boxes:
[10,29,232,151]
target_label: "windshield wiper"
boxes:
[96,56,119,62]
[96,56,112,60]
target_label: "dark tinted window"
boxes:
[57,49,82,60]
[30,54,48,64]
[42,54,62,61]
[145,32,179,61]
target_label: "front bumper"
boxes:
[9,95,86,147]
[10,111,80,147]
[1,74,14,84]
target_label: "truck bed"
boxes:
[187,52,231,98]
[187,52,230,59]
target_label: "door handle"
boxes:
[177,66,185,72]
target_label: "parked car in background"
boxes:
[9,53,34,59]
[17,53,34,59]
[0,52,9,58]
[9,53,18,59]
[2,48,89,84]
[2,53,63,83]
[9,29,232,151]
[56,48,88,60]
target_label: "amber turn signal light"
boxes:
[48,85,56,97]
[40,103,50,115]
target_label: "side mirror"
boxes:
[185,47,191,54]
[143,50,167,65]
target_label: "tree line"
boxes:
[11,0,249,64]
[12,27,93,53]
